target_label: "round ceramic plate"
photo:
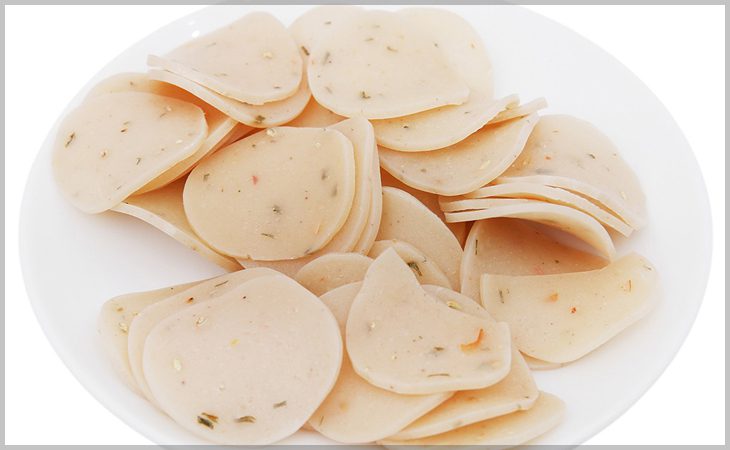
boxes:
[20,5,712,446]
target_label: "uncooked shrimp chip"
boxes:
[53,91,207,213]
[377,187,463,289]
[112,178,241,271]
[460,218,607,300]
[149,12,302,104]
[369,240,452,289]
[498,114,647,229]
[481,253,658,363]
[372,94,518,152]
[143,275,342,445]
[184,127,356,260]
[98,280,200,392]
[380,392,565,447]
[294,253,372,296]
[393,286,539,440]
[308,10,469,119]
[128,268,280,402]
[446,201,616,260]
[346,249,511,394]
[379,114,538,196]
[311,283,452,443]
[147,68,310,128]
[456,181,633,236]
[86,72,250,193]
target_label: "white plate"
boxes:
[20,5,712,446]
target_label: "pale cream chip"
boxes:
[369,240,452,289]
[149,12,302,104]
[460,218,607,301]
[112,177,241,272]
[377,187,463,289]
[380,392,565,447]
[392,285,539,440]
[380,170,467,246]
[53,91,207,213]
[286,97,344,127]
[310,282,452,443]
[379,114,538,196]
[234,118,373,273]
[294,253,372,296]
[446,201,616,261]
[372,93,519,152]
[127,267,280,403]
[307,10,470,119]
[184,127,356,260]
[481,252,658,363]
[456,181,633,236]
[86,72,251,194]
[346,249,511,395]
[289,5,364,59]
[98,280,201,393]
[498,114,647,229]
[489,97,548,125]
[143,275,342,445]
[399,7,493,95]
[147,68,310,128]
[351,147,383,254]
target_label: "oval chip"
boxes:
[481,252,658,363]
[143,275,342,445]
[147,68,310,128]
[53,91,207,213]
[85,72,251,194]
[351,148,383,254]
[379,113,538,196]
[127,268,280,403]
[148,12,302,104]
[346,249,511,395]
[307,10,469,119]
[184,127,356,260]
[311,282,452,443]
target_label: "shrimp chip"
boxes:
[53,91,207,213]
[379,114,538,196]
[308,10,469,119]
[481,253,658,363]
[149,12,302,104]
[346,249,511,394]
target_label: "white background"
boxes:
[4,5,724,445]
